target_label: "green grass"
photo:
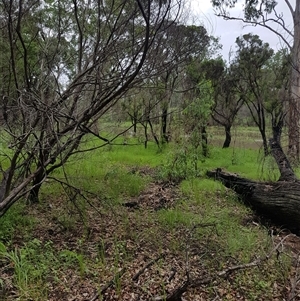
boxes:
[42,143,159,202]
[156,143,277,182]
[197,146,278,180]
[179,178,264,258]
[0,202,36,242]
[0,126,294,300]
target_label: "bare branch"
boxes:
[216,14,293,51]
[284,0,295,18]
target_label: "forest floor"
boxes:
[2,167,300,300]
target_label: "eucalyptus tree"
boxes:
[152,22,210,143]
[264,49,291,144]
[211,0,300,159]
[232,33,274,155]
[183,80,214,158]
[0,0,185,215]
[200,58,245,148]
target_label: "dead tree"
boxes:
[207,116,300,231]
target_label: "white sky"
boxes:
[189,0,295,60]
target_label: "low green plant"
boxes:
[158,208,201,228]
[59,249,87,277]
[0,239,55,299]
[0,202,35,242]
[158,148,189,182]
[97,239,106,265]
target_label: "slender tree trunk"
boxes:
[260,129,269,156]
[133,111,138,134]
[27,168,45,203]
[143,123,148,149]
[161,107,168,143]
[201,126,208,157]
[149,119,160,148]
[288,0,300,161]
[270,120,296,181]
[222,125,231,148]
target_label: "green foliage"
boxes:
[0,239,57,299]
[158,81,215,182]
[0,130,295,299]
[0,203,35,242]
[158,147,194,182]
[59,250,87,277]
[211,0,278,21]
[184,81,214,122]
[158,208,201,228]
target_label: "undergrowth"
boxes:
[0,132,294,300]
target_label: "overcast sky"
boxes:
[189,0,295,60]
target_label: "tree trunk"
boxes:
[288,0,300,161]
[270,119,296,181]
[260,128,269,156]
[143,123,148,149]
[161,107,168,143]
[201,126,208,157]
[222,125,231,148]
[27,168,45,203]
[149,119,160,149]
[207,168,300,231]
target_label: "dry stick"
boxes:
[288,254,300,301]
[132,254,165,282]
[89,268,125,301]
[155,234,296,301]
[153,281,190,301]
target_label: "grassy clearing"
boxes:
[0,127,296,300]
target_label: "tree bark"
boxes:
[288,0,300,161]
[201,126,208,157]
[222,125,231,148]
[207,168,300,231]
[27,165,46,203]
[161,107,169,143]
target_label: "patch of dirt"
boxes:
[123,180,180,211]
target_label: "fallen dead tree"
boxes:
[207,168,300,231]
[206,124,300,231]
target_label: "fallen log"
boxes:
[207,168,300,231]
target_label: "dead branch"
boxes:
[89,268,125,301]
[153,234,295,301]
[132,254,165,282]
[288,255,300,301]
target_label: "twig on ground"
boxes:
[153,234,295,301]
[153,280,189,301]
[89,268,125,301]
[132,254,165,282]
[288,254,300,301]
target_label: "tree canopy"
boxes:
[211,0,300,159]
